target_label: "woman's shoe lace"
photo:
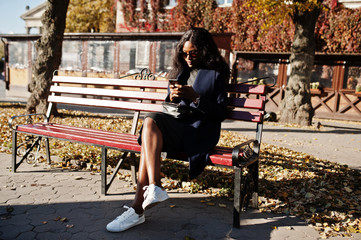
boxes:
[143,186,150,199]
[115,206,132,221]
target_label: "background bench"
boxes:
[9,69,270,228]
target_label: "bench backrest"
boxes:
[48,76,168,112]
[47,73,267,145]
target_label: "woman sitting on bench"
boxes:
[106,27,230,232]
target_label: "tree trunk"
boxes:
[279,7,321,126]
[26,0,69,114]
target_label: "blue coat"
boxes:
[168,69,228,178]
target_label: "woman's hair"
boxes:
[167,27,230,81]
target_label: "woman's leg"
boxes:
[142,118,163,186]
[131,117,163,214]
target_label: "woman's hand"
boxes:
[170,84,199,102]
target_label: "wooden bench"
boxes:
[8,69,270,228]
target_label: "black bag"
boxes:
[162,102,191,118]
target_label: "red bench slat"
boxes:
[227,98,264,109]
[16,123,141,152]
[36,124,137,143]
[52,76,169,89]
[48,96,164,112]
[209,155,233,166]
[209,146,233,166]
[227,84,266,94]
[226,111,263,122]
[50,86,168,101]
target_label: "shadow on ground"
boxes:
[0,197,311,240]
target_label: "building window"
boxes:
[61,41,82,71]
[118,41,137,73]
[310,64,334,89]
[164,0,177,8]
[156,41,177,73]
[217,0,233,7]
[88,41,114,72]
[136,0,177,9]
[234,57,279,84]
[135,41,150,70]
[8,42,28,68]
[344,65,361,91]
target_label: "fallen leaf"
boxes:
[6,207,14,213]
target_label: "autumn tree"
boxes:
[65,0,116,33]
[315,3,361,53]
[120,0,218,32]
[249,0,326,126]
[27,0,70,114]
[280,1,322,126]
[120,0,138,30]
[171,0,217,31]
[120,0,167,32]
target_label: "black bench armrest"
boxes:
[232,139,260,167]
[8,113,47,130]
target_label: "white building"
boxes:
[338,0,361,8]
[20,2,46,34]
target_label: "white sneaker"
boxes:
[106,206,145,232]
[142,184,169,210]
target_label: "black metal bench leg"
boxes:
[130,152,137,185]
[12,132,42,172]
[252,161,259,209]
[104,151,129,195]
[101,147,108,195]
[12,130,17,172]
[233,167,242,228]
[45,137,51,165]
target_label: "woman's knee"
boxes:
[144,117,158,131]
[144,117,155,126]
[143,117,161,137]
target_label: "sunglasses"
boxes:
[181,50,198,58]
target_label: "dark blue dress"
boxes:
[139,68,228,178]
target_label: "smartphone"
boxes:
[168,79,178,84]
